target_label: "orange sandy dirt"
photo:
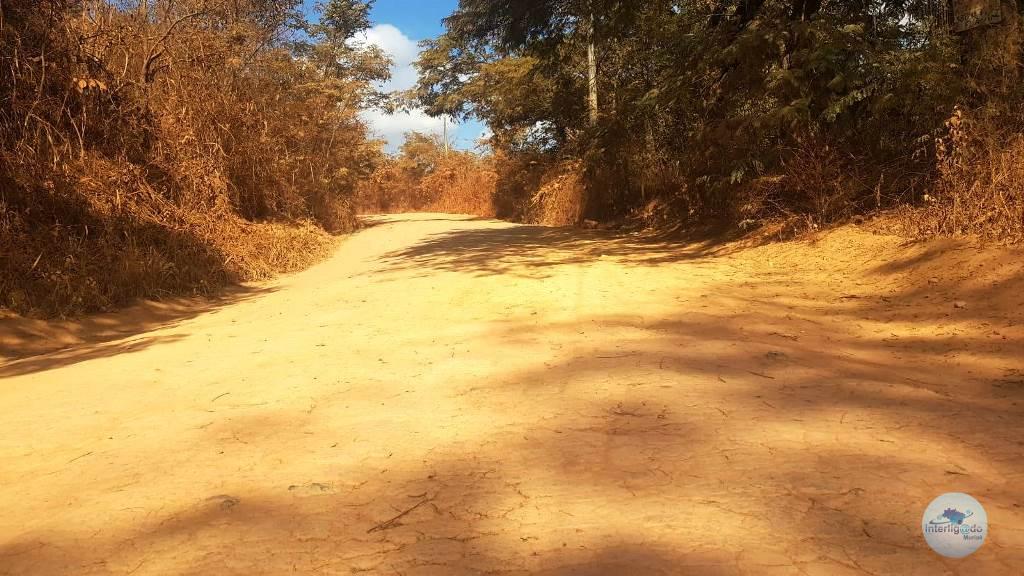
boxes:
[1,213,1022,575]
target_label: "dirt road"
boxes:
[1,214,1022,575]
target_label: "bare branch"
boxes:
[142,10,206,84]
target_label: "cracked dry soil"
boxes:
[1,213,1022,575]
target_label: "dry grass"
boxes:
[528,161,586,227]
[0,154,338,317]
[421,158,499,218]
[359,145,591,229]
[903,107,1024,242]
[358,139,499,219]
[0,0,379,317]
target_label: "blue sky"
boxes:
[368,0,457,40]
[303,0,485,153]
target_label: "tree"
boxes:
[957,0,1023,96]
[414,1,1015,227]
[419,0,622,137]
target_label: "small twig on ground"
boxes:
[747,370,776,380]
[211,392,230,402]
[68,451,93,464]
[367,494,436,534]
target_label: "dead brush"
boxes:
[912,106,1024,242]
[529,161,586,227]
[358,140,499,218]
[0,0,381,317]
[421,156,498,217]
[776,136,863,227]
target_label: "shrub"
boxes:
[0,0,387,317]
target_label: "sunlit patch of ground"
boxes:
[1,213,1021,575]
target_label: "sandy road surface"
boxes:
[1,213,1023,575]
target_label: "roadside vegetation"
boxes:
[1,0,388,317]
[363,1,1024,239]
[5,1,1024,318]
[357,132,498,217]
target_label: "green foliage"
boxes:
[415,0,1000,226]
[314,0,374,41]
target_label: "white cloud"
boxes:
[359,108,444,150]
[353,24,420,93]
[352,24,442,151]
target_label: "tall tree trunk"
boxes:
[960,0,1022,95]
[587,7,599,127]
[582,6,601,222]
[790,0,821,21]
[585,8,598,126]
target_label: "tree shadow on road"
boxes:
[0,333,192,379]
[0,444,745,576]
[0,285,276,375]
[377,223,742,279]
[4,215,1023,574]
[451,315,1023,573]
